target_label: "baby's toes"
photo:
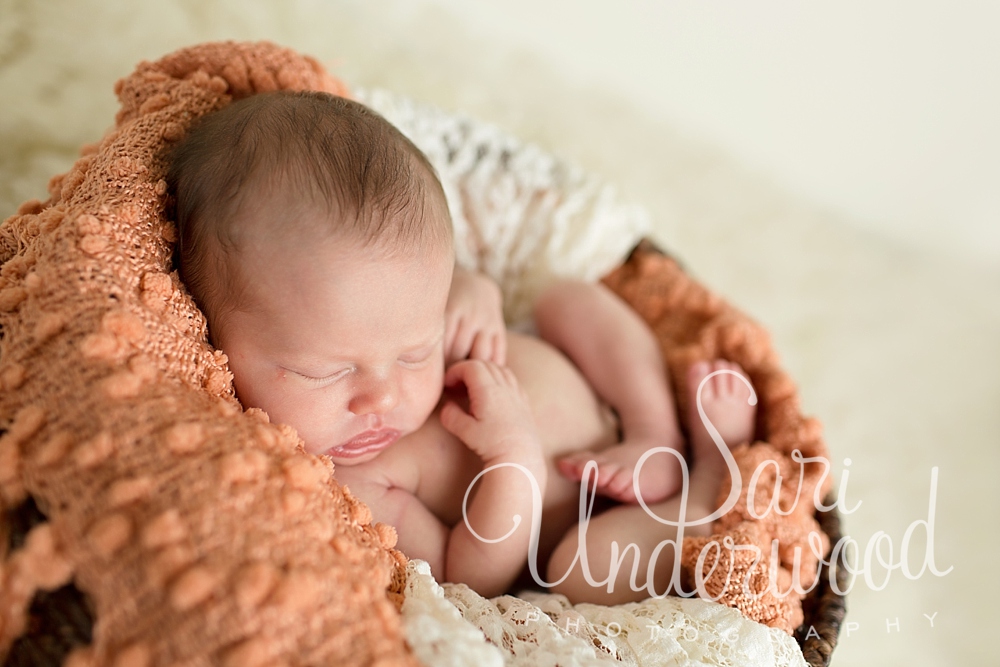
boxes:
[718,360,753,402]
[688,360,714,399]
[558,452,605,481]
[557,455,586,481]
[697,359,751,401]
[703,360,723,395]
[606,467,638,502]
[592,460,621,487]
[728,359,744,385]
[711,359,737,394]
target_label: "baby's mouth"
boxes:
[328,428,401,459]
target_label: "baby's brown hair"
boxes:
[167,91,453,335]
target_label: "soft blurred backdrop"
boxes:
[2,1,997,664]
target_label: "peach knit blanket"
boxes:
[0,40,830,664]
[0,41,414,667]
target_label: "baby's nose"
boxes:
[347,374,399,416]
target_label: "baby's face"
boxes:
[214,228,454,465]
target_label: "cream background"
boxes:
[1,1,997,665]
[411,0,1000,269]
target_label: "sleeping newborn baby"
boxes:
[167,91,756,603]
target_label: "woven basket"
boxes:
[797,492,847,666]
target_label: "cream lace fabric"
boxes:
[401,561,806,667]
[355,87,652,330]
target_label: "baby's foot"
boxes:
[557,437,684,505]
[686,359,757,478]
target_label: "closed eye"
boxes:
[399,347,435,368]
[288,367,353,386]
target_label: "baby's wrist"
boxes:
[484,437,545,469]
[478,441,547,499]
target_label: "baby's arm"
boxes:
[437,359,547,596]
[533,280,685,503]
[445,265,506,365]
[359,358,545,595]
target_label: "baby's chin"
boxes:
[324,451,382,466]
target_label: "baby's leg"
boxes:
[544,360,756,605]
[533,280,684,504]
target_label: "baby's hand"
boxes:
[439,359,540,464]
[445,267,506,366]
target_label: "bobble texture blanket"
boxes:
[0,42,414,666]
[0,41,831,665]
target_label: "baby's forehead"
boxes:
[225,213,453,288]
[226,187,453,254]
[233,234,452,326]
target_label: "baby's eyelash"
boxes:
[399,349,434,367]
[294,368,352,384]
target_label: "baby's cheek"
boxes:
[228,367,270,413]
[415,367,445,417]
[248,374,306,419]
[278,390,344,448]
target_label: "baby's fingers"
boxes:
[444,358,472,387]
[469,331,495,363]
[468,330,508,368]
[439,400,477,439]
[446,361,515,419]
[444,358,496,389]
[449,319,476,363]
[494,332,507,366]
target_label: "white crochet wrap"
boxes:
[401,561,806,667]
[358,88,807,667]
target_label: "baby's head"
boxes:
[168,91,455,464]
